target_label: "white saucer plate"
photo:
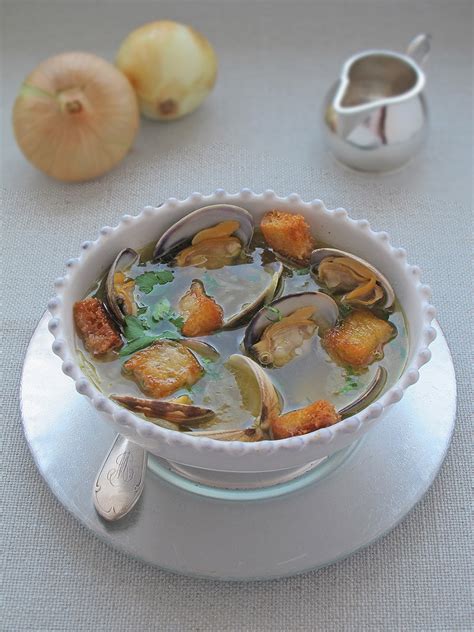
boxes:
[20,314,456,580]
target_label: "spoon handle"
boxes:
[93,434,147,521]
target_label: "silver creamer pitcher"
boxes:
[323,34,431,172]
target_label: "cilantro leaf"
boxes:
[123,315,148,341]
[119,336,156,356]
[150,298,184,331]
[265,305,283,322]
[135,270,174,294]
[157,330,181,341]
[169,314,185,330]
[119,329,182,357]
[296,267,310,276]
[152,298,171,321]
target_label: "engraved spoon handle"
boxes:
[93,434,147,521]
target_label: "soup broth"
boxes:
[75,219,408,437]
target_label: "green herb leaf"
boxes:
[169,314,185,330]
[123,315,148,341]
[296,267,310,276]
[157,330,181,341]
[135,270,174,294]
[265,305,283,322]
[119,329,182,357]
[119,336,157,357]
[152,297,171,321]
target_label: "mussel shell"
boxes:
[105,248,139,323]
[243,291,339,355]
[223,261,284,329]
[153,204,254,261]
[310,248,395,309]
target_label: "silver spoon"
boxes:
[93,434,147,521]
[93,367,386,521]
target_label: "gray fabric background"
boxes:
[1,1,472,630]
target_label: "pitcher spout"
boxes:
[330,44,427,139]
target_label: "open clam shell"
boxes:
[243,291,339,360]
[223,261,284,329]
[105,248,139,323]
[186,353,281,440]
[153,204,254,261]
[310,248,395,309]
[186,427,265,442]
[338,366,387,418]
[111,394,215,424]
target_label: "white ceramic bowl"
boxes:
[48,190,436,483]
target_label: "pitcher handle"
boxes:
[406,33,432,67]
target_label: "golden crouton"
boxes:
[122,340,203,398]
[260,210,315,263]
[323,309,395,368]
[179,280,224,337]
[271,400,340,440]
[73,297,122,356]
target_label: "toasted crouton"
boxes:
[260,210,315,263]
[178,280,224,337]
[73,297,122,356]
[271,400,340,440]
[122,340,203,398]
[323,309,395,368]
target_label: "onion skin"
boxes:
[12,52,140,182]
[116,20,218,121]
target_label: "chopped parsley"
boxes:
[152,298,172,321]
[119,330,181,357]
[135,270,174,294]
[123,315,148,341]
[151,298,184,331]
[334,367,360,394]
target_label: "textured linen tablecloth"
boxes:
[1,0,472,630]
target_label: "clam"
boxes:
[338,366,387,418]
[180,339,220,361]
[186,427,265,442]
[311,248,395,309]
[243,292,339,367]
[186,353,281,440]
[111,394,215,424]
[153,204,254,265]
[222,261,284,329]
[106,248,139,323]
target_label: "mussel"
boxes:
[243,292,339,367]
[105,248,139,323]
[153,204,254,265]
[311,248,395,309]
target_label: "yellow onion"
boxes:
[116,20,218,120]
[13,52,139,182]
